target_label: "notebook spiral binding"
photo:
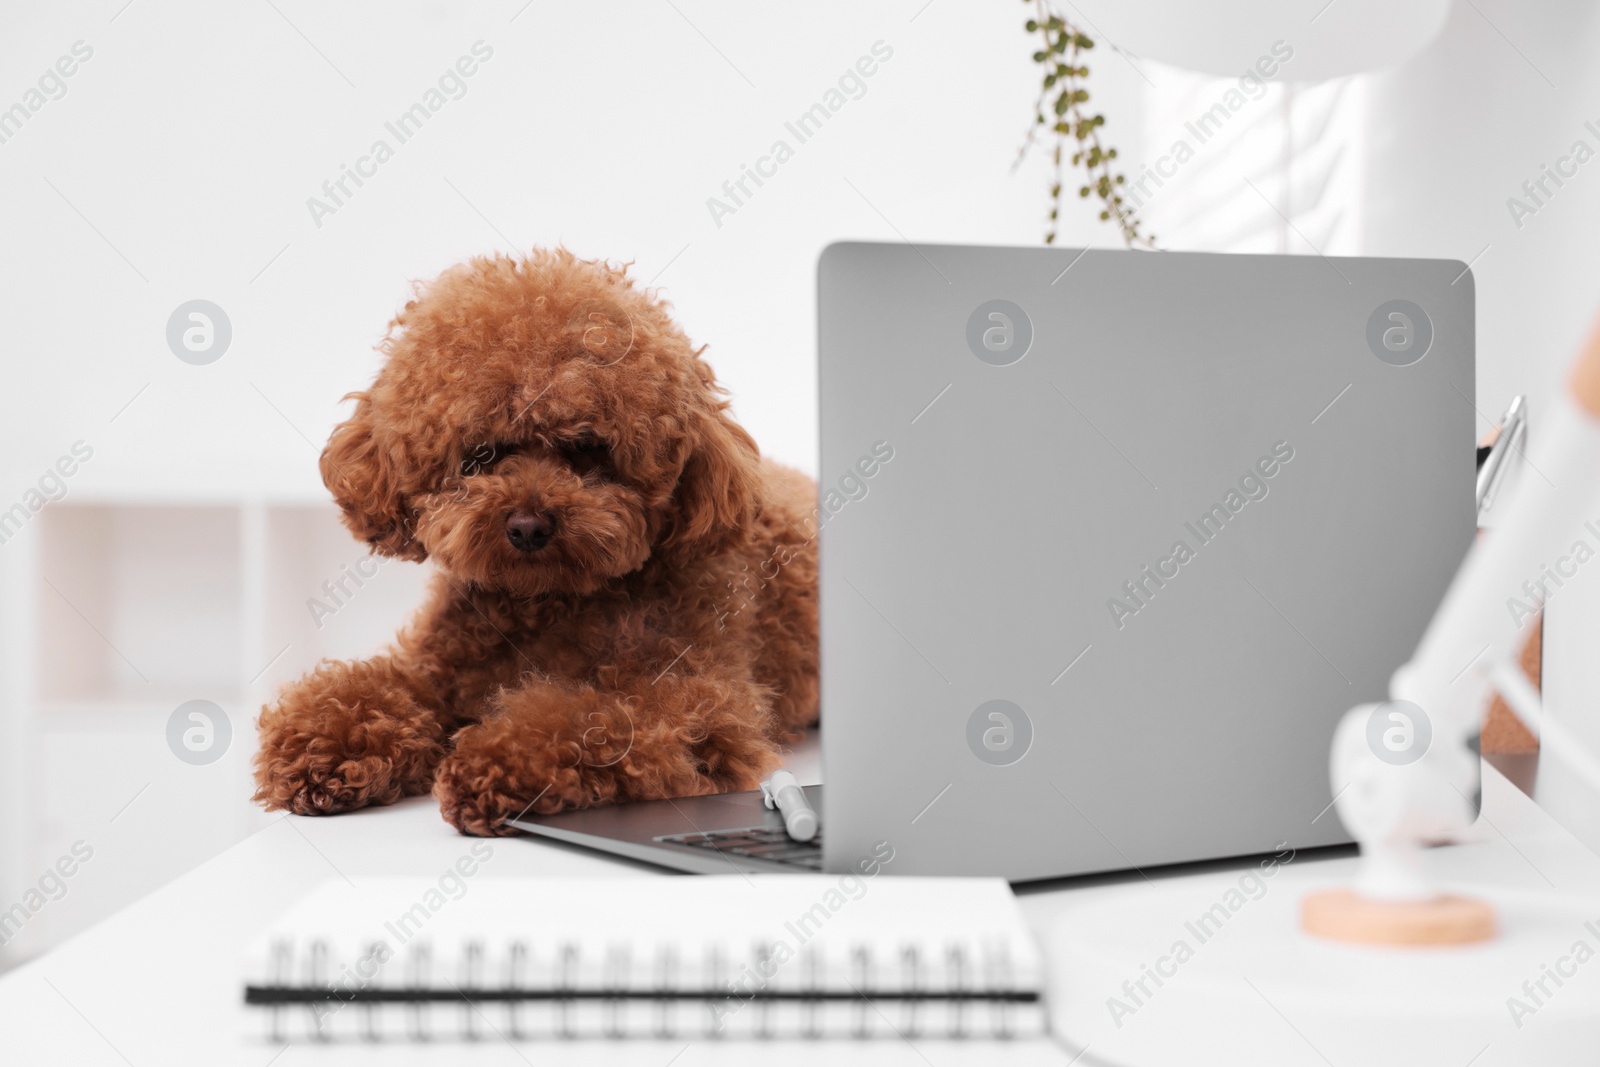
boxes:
[249,935,1046,1042]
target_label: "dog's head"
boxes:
[322,249,760,596]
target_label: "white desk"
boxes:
[2,758,1596,1066]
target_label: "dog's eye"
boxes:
[460,442,520,477]
[559,434,612,476]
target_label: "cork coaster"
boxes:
[1481,616,1541,755]
[1301,889,1496,946]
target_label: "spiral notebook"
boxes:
[244,875,1046,1042]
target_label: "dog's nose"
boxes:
[505,509,555,553]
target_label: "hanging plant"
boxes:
[1016,1,1154,248]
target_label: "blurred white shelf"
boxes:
[0,496,432,968]
[37,696,245,730]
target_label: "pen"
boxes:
[1477,395,1526,520]
[760,771,818,842]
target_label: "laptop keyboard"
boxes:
[657,826,823,870]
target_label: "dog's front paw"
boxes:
[433,722,594,836]
[257,746,389,816]
[252,662,446,816]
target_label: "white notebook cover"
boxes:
[244,874,1045,1042]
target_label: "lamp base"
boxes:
[1300,887,1495,945]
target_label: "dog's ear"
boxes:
[320,393,428,562]
[664,398,762,559]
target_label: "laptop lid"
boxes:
[817,243,1475,881]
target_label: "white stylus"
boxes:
[1476,394,1526,519]
[759,771,818,842]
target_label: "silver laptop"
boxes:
[513,243,1475,882]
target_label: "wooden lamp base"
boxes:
[1301,887,1496,946]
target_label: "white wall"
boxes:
[0,0,1141,495]
[1359,0,1600,431]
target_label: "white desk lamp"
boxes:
[1310,322,1600,943]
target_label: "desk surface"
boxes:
[3,754,1597,1066]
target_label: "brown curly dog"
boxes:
[251,249,819,835]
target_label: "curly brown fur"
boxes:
[252,249,819,835]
